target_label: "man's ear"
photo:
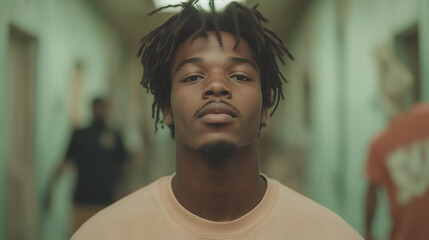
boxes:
[260,107,268,127]
[163,108,174,126]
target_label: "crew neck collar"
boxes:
[157,174,278,238]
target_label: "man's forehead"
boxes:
[175,31,254,58]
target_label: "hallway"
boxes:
[1,0,428,239]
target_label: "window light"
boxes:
[152,0,246,12]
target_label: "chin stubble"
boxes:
[198,140,238,167]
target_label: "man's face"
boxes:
[165,31,267,151]
[93,101,108,121]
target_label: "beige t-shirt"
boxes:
[72,175,362,239]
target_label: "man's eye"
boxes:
[182,75,203,82]
[230,74,251,81]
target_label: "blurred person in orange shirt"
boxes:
[365,44,429,240]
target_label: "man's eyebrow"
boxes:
[174,57,259,74]
[174,57,202,74]
[228,57,259,71]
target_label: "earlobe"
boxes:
[163,108,174,126]
[260,108,268,127]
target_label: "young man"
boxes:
[72,1,362,239]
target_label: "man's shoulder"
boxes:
[275,182,334,216]
[71,176,170,239]
[71,126,93,138]
[272,181,363,239]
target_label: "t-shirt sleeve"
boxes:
[65,130,80,162]
[365,139,385,185]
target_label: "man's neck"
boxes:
[172,143,266,222]
[92,119,106,128]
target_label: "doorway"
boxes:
[6,26,38,240]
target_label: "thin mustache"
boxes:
[193,99,240,119]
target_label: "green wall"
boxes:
[421,0,429,101]
[0,1,8,240]
[0,0,129,239]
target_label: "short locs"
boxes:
[137,0,293,135]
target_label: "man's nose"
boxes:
[202,74,232,99]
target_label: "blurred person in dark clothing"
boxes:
[365,44,429,240]
[45,97,127,232]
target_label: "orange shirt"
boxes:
[366,102,429,240]
[72,174,362,239]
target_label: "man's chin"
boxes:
[198,140,238,167]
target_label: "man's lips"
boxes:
[194,101,239,119]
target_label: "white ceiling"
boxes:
[87,0,308,52]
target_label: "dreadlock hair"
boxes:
[137,0,293,137]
